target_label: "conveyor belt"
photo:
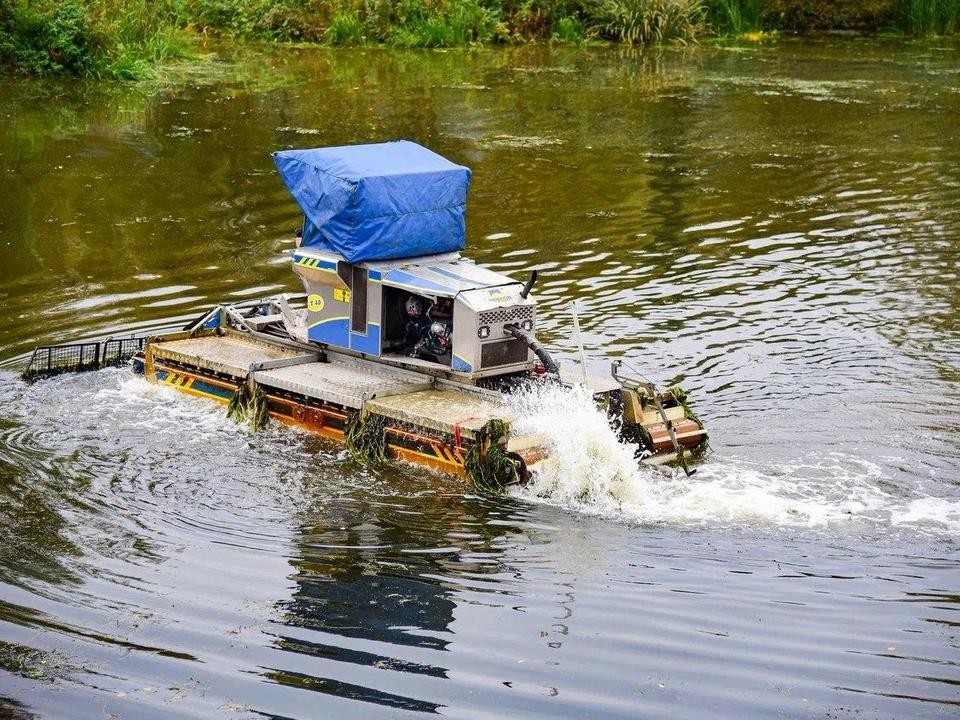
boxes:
[150,334,300,377]
[255,362,433,409]
[147,332,506,421]
[365,389,507,441]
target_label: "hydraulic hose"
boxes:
[504,324,560,376]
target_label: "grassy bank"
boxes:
[1,1,958,79]
[0,0,195,79]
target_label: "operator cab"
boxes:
[289,243,537,381]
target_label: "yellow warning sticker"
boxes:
[307,294,325,312]
[333,288,351,303]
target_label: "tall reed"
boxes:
[708,0,763,34]
[589,0,709,44]
[901,0,960,34]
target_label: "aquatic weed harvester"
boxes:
[23,141,707,489]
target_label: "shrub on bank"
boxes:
[763,0,899,32]
[0,0,97,76]
[174,0,705,45]
[707,0,960,35]
[585,0,708,43]
[172,0,960,43]
[0,0,191,78]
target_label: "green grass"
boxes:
[553,15,588,41]
[387,1,499,47]
[324,9,365,45]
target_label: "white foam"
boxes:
[506,383,959,534]
[509,383,644,510]
[891,497,960,532]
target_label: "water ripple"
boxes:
[1,40,959,720]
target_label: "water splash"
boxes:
[508,383,643,507]
[507,383,960,534]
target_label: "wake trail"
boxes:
[505,383,960,535]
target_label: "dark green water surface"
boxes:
[0,40,958,719]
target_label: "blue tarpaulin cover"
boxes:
[273,140,471,263]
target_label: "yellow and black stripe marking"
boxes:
[294,256,336,272]
[148,359,468,478]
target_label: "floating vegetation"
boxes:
[440,83,491,90]
[227,375,269,431]
[706,76,874,104]
[464,418,522,494]
[276,126,322,135]
[479,134,564,149]
[0,640,72,682]
[344,411,388,467]
[665,384,700,426]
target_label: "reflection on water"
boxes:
[0,39,959,719]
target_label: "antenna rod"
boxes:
[571,302,587,384]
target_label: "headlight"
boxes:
[477,325,490,339]
[521,319,533,331]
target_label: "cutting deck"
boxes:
[148,333,300,375]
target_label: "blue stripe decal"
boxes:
[429,266,482,287]
[308,317,350,348]
[193,380,234,400]
[382,269,455,295]
[350,325,381,356]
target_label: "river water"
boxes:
[0,39,958,719]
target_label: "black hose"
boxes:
[504,324,560,376]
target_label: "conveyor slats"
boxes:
[255,362,433,409]
[364,390,507,441]
[149,333,448,411]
